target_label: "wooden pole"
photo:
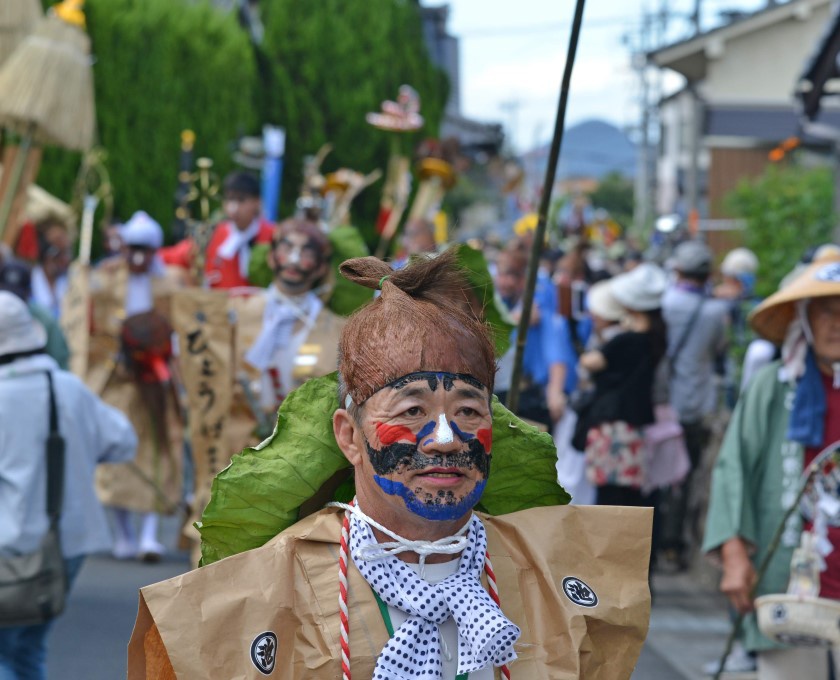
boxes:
[506,0,587,414]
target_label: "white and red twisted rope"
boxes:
[339,509,352,680]
[337,507,511,679]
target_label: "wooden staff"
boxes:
[506,0,587,414]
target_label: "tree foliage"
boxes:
[257,0,448,241]
[33,0,446,249]
[37,0,257,239]
[725,162,836,298]
[587,171,634,230]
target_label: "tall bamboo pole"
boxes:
[506,0,587,414]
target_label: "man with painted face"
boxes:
[128,251,652,679]
[160,172,274,288]
[245,218,345,413]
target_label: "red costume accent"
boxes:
[159,219,274,289]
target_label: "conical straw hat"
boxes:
[749,252,840,344]
[0,10,95,151]
[0,0,42,67]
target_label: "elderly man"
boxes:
[128,251,651,679]
[704,251,840,679]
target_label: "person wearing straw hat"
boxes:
[127,251,652,679]
[0,291,136,680]
[704,251,840,679]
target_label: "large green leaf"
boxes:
[453,244,515,356]
[199,372,567,565]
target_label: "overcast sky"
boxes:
[438,0,770,151]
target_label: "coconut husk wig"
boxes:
[338,250,496,404]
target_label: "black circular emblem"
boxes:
[250,631,278,675]
[771,604,787,623]
[562,576,598,607]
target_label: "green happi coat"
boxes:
[703,360,804,652]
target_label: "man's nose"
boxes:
[419,414,461,454]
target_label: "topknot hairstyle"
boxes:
[338,250,496,404]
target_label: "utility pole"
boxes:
[632,8,653,236]
[499,98,522,155]
[691,0,703,34]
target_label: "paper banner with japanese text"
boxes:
[172,288,233,548]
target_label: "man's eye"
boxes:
[405,406,422,417]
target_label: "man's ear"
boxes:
[334,409,363,466]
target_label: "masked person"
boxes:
[128,251,651,679]
[30,216,72,319]
[87,212,182,561]
[160,172,274,288]
[704,251,840,679]
[244,218,345,414]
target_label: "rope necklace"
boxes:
[332,501,511,680]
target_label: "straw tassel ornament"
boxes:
[0,0,42,68]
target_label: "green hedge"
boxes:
[258,0,448,243]
[37,0,257,245]
[35,0,446,251]
[725,162,836,298]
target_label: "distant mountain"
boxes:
[521,119,637,182]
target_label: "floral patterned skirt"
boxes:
[585,421,647,488]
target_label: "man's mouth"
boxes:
[417,467,464,477]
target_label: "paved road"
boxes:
[45,521,735,679]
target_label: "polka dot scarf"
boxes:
[349,512,520,678]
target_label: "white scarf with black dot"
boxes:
[349,513,520,679]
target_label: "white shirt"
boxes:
[388,559,494,680]
[30,266,68,319]
[0,355,137,558]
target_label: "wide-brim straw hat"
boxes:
[756,594,840,647]
[749,253,840,345]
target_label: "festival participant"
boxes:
[30,215,72,319]
[88,212,182,561]
[245,218,345,414]
[160,172,274,288]
[704,252,840,679]
[128,251,652,679]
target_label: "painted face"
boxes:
[808,296,840,366]
[356,371,493,522]
[125,245,156,274]
[270,230,325,293]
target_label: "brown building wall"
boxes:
[707,146,770,218]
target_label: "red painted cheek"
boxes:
[375,422,416,445]
[476,428,492,453]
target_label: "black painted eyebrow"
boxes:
[394,385,430,400]
[454,387,486,401]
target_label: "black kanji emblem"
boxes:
[250,631,277,675]
[562,576,598,607]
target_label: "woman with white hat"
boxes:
[704,251,840,679]
[573,263,668,506]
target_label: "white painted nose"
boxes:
[434,413,454,445]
